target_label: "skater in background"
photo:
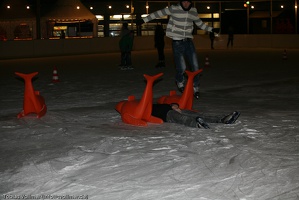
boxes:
[60,30,65,39]
[227,26,234,48]
[142,0,218,99]
[209,31,215,49]
[151,103,240,129]
[119,23,134,70]
[154,24,165,68]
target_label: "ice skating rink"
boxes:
[1,48,299,200]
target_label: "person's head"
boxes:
[170,103,181,112]
[122,22,128,29]
[180,0,192,11]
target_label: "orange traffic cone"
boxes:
[282,49,287,60]
[52,66,60,82]
[204,55,210,67]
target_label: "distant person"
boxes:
[154,25,165,68]
[119,23,134,70]
[227,26,234,48]
[60,30,65,39]
[151,103,240,129]
[209,31,215,49]
[142,0,218,99]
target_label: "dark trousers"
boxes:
[166,110,223,128]
[121,51,132,66]
[227,38,233,47]
[156,46,165,61]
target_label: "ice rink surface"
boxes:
[0,48,299,200]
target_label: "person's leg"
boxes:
[166,110,198,128]
[184,41,200,88]
[180,110,240,124]
[127,51,132,66]
[158,46,165,61]
[180,110,223,123]
[172,41,186,91]
[156,47,165,68]
[121,52,126,66]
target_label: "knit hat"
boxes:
[180,0,192,3]
[180,0,192,11]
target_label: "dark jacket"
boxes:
[119,30,134,52]
[151,104,173,122]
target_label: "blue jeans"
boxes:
[172,39,200,87]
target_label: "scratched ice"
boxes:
[0,49,299,200]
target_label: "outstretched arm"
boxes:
[194,17,213,32]
[143,7,171,23]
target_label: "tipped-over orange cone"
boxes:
[204,55,210,67]
[15,72,47,118]
[115,73,164,126]
[52,66,60,82]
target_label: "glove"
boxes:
[136,19,145,26]
[212,28,219,34]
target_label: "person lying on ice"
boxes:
[151,103,240,129]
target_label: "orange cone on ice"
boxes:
[115,73,164,126]
[204,55,210,68]
[15,72,47,118]
[52,66,60,82]
[157,69,203,110]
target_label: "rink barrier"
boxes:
[1,34,299,59]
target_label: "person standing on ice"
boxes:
[154,24,166,68]
[119,22,134,70]
[227,26,234,48]
[151,103,240,129]
[209,31,215,50]
[141,0,218,99]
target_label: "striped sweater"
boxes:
[143,3,213,40]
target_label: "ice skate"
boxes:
[176,81,184,93]
[196,117,210,129]
[193,87,200,99]
[221,111,240,124]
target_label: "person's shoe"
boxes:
[127,65,134,70]
[193,87,200,99]
[176,81,184,93]
[221,111,241,124]
[196,117,210,129]
[194,92,200,99]
[120,66,128,70]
